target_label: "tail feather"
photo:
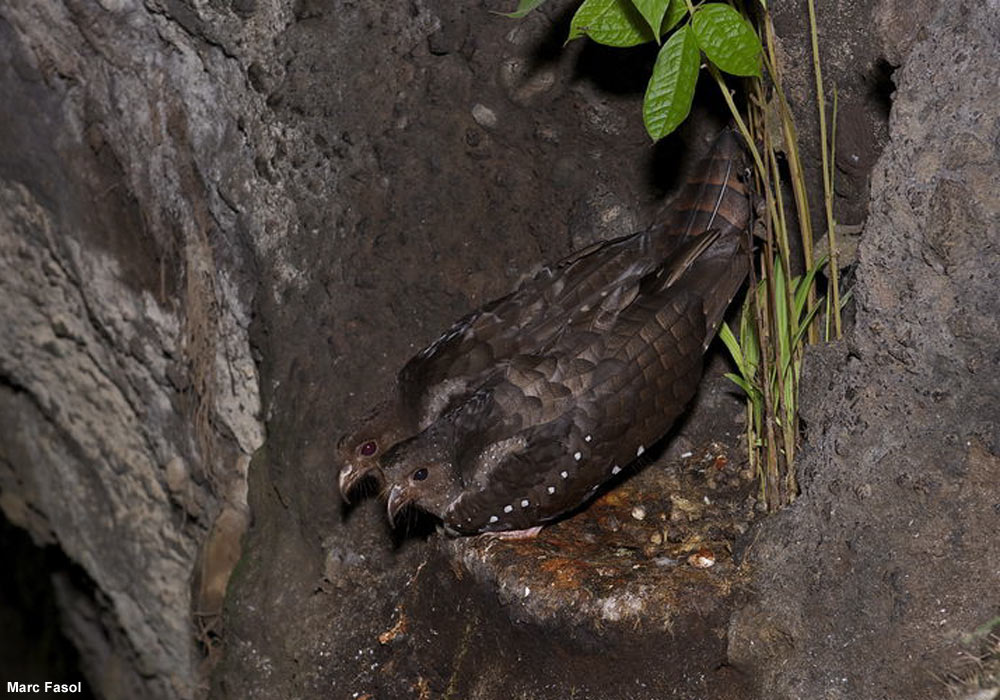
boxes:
[659,128,751,250]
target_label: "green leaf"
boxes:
[496,0,548,19]
[793,253,828,320]
[790,297,825,354]
[661,0,688,33]
[724,372,758,399]
[719,322,747,375]
[773,260,791,374]
[724,372,762,405]
[691,3,762,77]
[739,291,760,371]
[630,0,670,40]
[643,25,699,140]
[568,0,654,47]
[839,287,854,311]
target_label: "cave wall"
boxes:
[729,2,1000,698]
[1,0,696,696]
[213,0,751,697]
[1,0,997,699]
[0,0,273,696]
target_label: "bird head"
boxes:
[379,434,461,526]
[336,400,412,502]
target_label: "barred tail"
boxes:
[661,128,752,245]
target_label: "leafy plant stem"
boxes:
[759,12,818,343]
[829,87,843,340]
[808,0,842,339]
[757,75,799,372]
[757,232,783,507]
[700,12,790,506]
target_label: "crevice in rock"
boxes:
[0,514,97,699]
[868,57,898,123]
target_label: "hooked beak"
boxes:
[386,484,410,523]
[338,462,381,503]
[338,464,357,503]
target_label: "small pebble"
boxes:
[688,548,716,569]
[471,103,498,129]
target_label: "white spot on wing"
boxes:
[504,504,513,513]
[560,470,568,479]
[547,486,555,494]
[636,445,645,457]
[612,465,621,475]
[520,499,529,507]
[489,515,499,524]
[573,451,582,461]
[584,434,592,442]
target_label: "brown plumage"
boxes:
[337,130,751,508]
[381,213,750,534]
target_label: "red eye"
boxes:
[360,441,377,457]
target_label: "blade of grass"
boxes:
[759,10,817,343]
[808,0,842,339]
[828,86,843,338]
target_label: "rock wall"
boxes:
[2,0,996,698]
[0,1,271,696]
[729,2,1000,698]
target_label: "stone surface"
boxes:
[728,2,1000,698]
[766,0,923,266]
[0,0,269,697]
[2,0,996,698]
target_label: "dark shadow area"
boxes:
[386,507,441,545]
[646,82,737,196]
[573,40,661,95]
[525,2,581,65]
[0,516,95,698]
[868,57,898,121]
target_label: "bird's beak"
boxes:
[338,464,357,503]
[338,462,380,503]
[386,484,410,523]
